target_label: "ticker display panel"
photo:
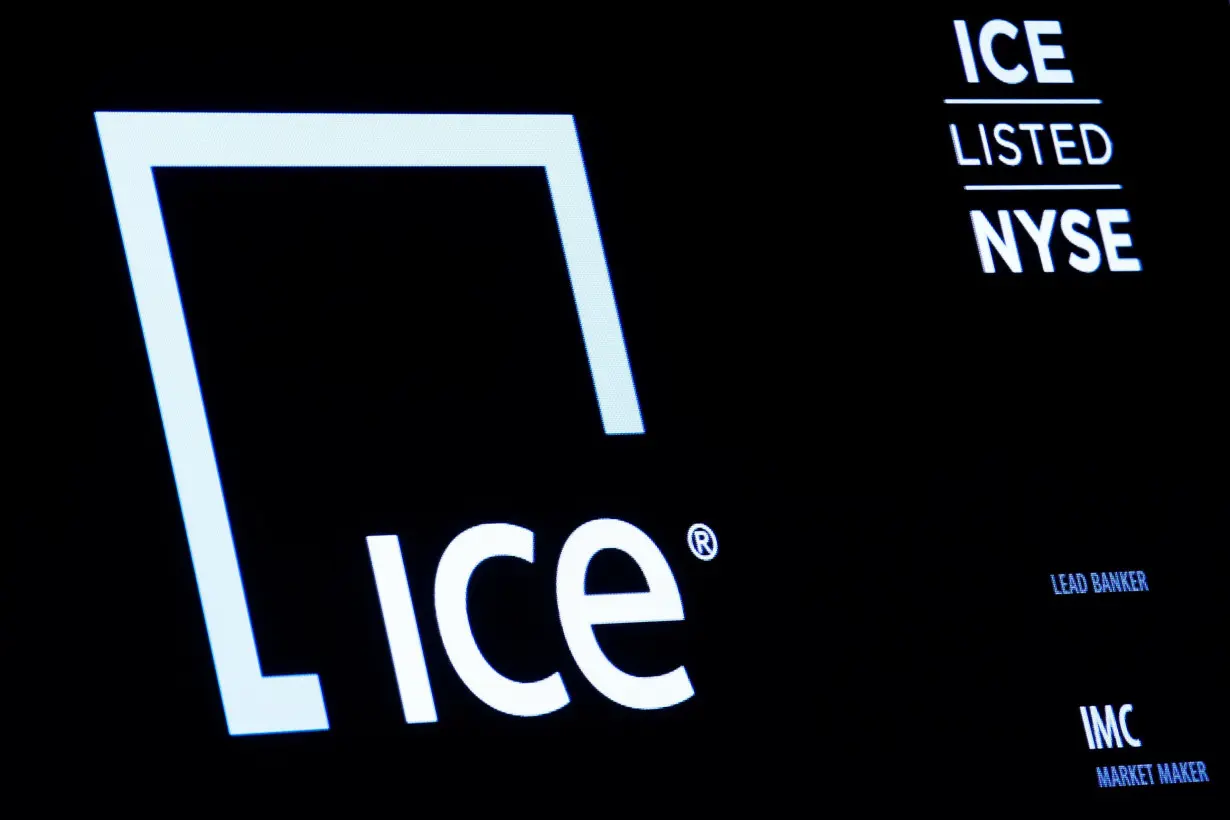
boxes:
[21,5,1227,811]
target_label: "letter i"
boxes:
[1079,706,1096,749]
[953,21,980,82]
[977,124,993,165]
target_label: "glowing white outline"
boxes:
[95,112,646,736]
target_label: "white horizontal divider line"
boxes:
[944,98,1102,105]
[964,184,1123,191]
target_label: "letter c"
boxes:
[979,20,1029,84]
[435,523,570,717]
[1119,703,1142,748]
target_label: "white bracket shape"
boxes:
[95,112,646,736]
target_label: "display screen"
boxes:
[24,6,1226,810]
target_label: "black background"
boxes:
[18,4,1227,813]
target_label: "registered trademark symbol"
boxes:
[687,523,718,561]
